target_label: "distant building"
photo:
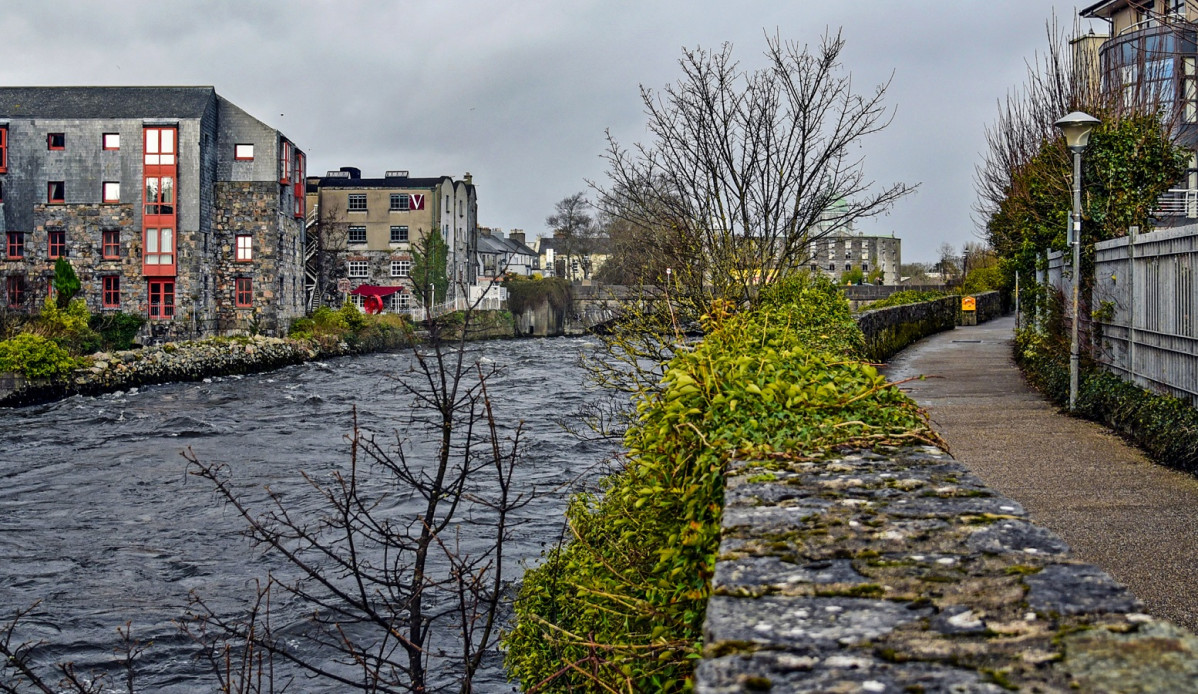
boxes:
[0,86,307,339]
[1080,0,1198,222]
[536,233,610,281]
[304,168,478,311]
[476,228,538,281]
[805,229,902,285]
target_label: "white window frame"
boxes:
[236,234,253,261]
[391,260,410,277]
[348,260,369,277]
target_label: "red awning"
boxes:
[350,284,405,297]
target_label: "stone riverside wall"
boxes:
[696,446,1198,692]
[0,333,397,407]
[855,297,958,363]
[854,291,1002,362]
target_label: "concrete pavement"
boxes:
[885,315,1198,631]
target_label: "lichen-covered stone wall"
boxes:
[855,297,959,362]
[696,446,1198,692]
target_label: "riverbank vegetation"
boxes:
[503,275,938,690]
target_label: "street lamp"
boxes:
[1054,111,1100,412]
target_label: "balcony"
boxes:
[1153,188,1198,218]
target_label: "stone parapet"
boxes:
[696,446,1198,692]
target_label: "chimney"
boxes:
[339,166,361,179]
[509,230,525,245]
[480,226,492,236]
[464,172,473,185]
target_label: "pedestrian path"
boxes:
[885,315,1198,631]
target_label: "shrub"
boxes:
[504,278,936,691]
[89,311,145,351]
[0,333,83,380]
[36,298,102,354]
[866,289,950,310]
[52,257,82,309]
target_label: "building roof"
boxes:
[313,175,448,190]
[479,233,536,257]
[1080,0,1130,19]
[0,86,216,119]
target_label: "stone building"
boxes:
[0,87,306,340]
[304,167,478,311]
[805,229,902,285]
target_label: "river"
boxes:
[0,336,616,692]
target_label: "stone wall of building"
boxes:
[697,445,1198,692]
[21,202,139,314]
[211,181,303,336]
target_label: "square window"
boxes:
[236,277,253,307]
[236,234,253,261]
[48,181,65,204]
[390,193,410,211]
[103,133,120,150]
[234,143,254,160]
[47,133,65,150]
[391,260,410,277]
[347,260,369,277]
[6,276,26,307]
[348,226,367,244]
[103,230,121,259]
[102,276,120,308]
[7,232,24,259]
[148,280,175,319]
[390,225,409,243]
[48,230,65,259]
[347,194,367,211]
[144,128,176,166]
[394,292,410,309]
[103,181,120,203]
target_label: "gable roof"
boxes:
[0,86,216,119]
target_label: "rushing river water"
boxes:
[0,337,616,692]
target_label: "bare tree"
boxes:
[182,324,532,692]
[594,30,914,311]
[544,193,598,280]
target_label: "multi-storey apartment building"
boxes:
[304,168,478,311]
[1081,0,1198,221]
[0,87,306,339]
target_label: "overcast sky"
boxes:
[2,1,1104,263]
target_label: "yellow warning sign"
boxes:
[962,296,977,312]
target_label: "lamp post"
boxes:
[1054,111,1100,412]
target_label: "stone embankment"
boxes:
[697,445,1198,692]
[0,334,390,407]
[854,290,1003,361]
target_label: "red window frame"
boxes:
[103,230,121,259]
[6,232,24,259]
[0,127,7,173]
[48,230,65,259]
[47,133,65,150]
[143,127,177,276]
[102,276,120,308]
[6,276,25,307]
[148,279,175,319]
[293,151,306,218]
[234,144,254,160]
[235,234,253,262]
[235,277,253,307]
[103,181,120,203]
[103,133,120,150]
[48,181,65,204]
[279,140,291,184]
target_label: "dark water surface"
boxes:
[0,337,613,692]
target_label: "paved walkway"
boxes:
[886,315,1198,631]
